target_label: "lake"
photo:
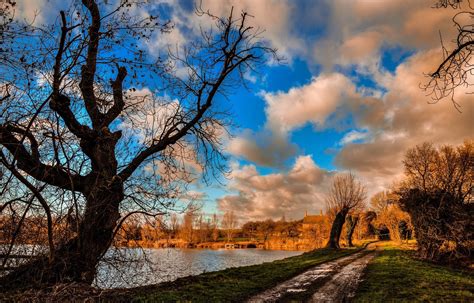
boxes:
[95,248,303,288]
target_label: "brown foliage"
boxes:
[399,141,473,265]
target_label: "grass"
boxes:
[106,245,368,302]
[354,241,474,302]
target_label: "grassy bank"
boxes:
[106,245,366,302]
[354,242,474,302]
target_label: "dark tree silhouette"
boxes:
[345,214,359,247]
[325,173,366,249]
[0,0,275,288]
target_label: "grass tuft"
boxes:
[354,242,474,302]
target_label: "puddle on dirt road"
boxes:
[247,245,377,303]
[308,252,376,302]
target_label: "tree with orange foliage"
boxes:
[399,141,473,265]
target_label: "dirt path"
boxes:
[308,251,376,302]
[247,244,377,303]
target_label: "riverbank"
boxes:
[116,238,322,251]
[9,241,470,302]
[104,245,365,302]
[1,244,366,302]
[354,241,474,302]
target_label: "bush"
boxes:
[399,188,473,266]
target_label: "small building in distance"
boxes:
[301,210,330,249]
[302,210,326,230]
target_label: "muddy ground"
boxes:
[247,243,378,303]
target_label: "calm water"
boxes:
[95,248,303,288]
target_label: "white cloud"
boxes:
[226,129,297,167]
[339,130,369,145]
[314,0,459,71]
[217,155,335,221]
[226,73,359,167]
[335,49,474,197]
[264,73,358,133]
[196,0,303,59]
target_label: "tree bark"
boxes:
[0,132,123,289]
[325,209,348,249]
[0,185,122,289]
[345,215,359,247]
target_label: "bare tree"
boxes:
[169,213,180,240]
[221,210,237,242]
[345,214,359,247]
[424,0,473,109]
[0,0,275,288]
[398,141,473,265]
[370,190,411,242]
[180,210,196,244]
[325,173,366,249]
[370,191,397,213]
[360,210,377,238]
[211,213,219,241]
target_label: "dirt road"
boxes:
[247,244,377,303]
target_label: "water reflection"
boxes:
[95,248,303,288]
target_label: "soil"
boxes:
[247,243,378,303]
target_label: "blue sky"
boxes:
[11,0,473,221]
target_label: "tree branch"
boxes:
[431,40,474,77]
[79,0,103,128]
[102,65,127,127]
[49,10,93,139]
[118,10,264,181]
[0,124,85,191]
[0,152,55,262]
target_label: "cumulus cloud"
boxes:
[339,130,369,145]
[264,73,358,133]
[335,49,474,196]
[144,0,302,61]
[226,129,297,167]
[217,155,334,221]
[226,73,360,166]
[12,0,69,24]
[118,88,182,143]
[314,0,459,70]
[227,48,473,201]
[196,0,303,59]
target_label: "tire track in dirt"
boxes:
[247,244,377,303]
[308,251,375,302]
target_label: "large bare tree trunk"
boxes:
[1,132,124,289]
[0,184,123,289]
[0,0,274,290]
[325,209,348,249]
[345,215,359,247]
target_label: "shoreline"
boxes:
[1,245,366,302]
[24,241,471,303]
[114,238,333,251]
[114,244,308,252]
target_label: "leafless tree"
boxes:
[345,214,359,247]
[325,173,367,249]
[179,210,196,244]
[169,213,180,240]
[399,141,473,265]
[211,213,219,241]
[424,0,473,110]
[0,0,276,288]
[221,210,237,242]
